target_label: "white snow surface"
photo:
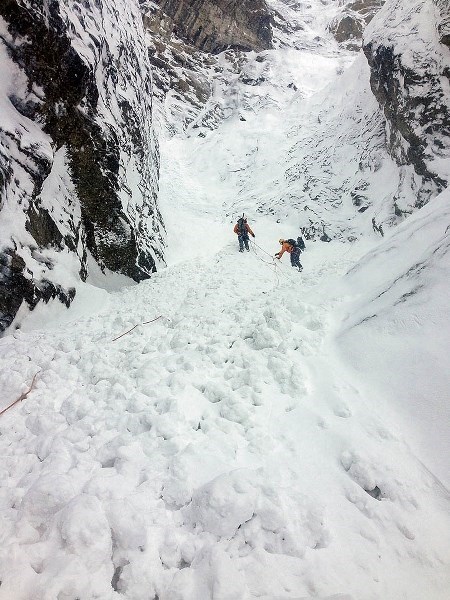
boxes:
[1,0,450,598]
[1,201,449,599]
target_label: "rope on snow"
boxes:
[112,315,168,342]
[249,239,291,283]
[0,371,39,417]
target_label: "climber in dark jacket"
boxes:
[233,217,255,252]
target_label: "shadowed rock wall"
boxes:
[329,0,385,51]
[147,0,272,54]
[435,0,450,47]
[0,0,164,332]
[363,0,450,209]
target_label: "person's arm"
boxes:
[275,247,285,259]
[233,224,238,234]
[246,224,255,237]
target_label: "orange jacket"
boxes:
[234,222,254,236]
[275,241,294,258]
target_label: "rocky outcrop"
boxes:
[435,0,450,47]
[145,0,272,54]
[363,0,450,209]
[141,0,274,135]
[0,0,164,332]
[142,9,215,132]
[328,0,385,51]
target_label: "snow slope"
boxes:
[336,188,450,485]
[155,8,397,245]
[0,204,449,599]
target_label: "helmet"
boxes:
[279,239,284,244]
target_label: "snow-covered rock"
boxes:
[329,0,385,52]
[144,0,273,54]
[435,0,450,47]
[0,0,164,333]
[363,0,450,209]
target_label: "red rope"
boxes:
[0,372,39,417]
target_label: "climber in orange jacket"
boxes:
[275,238,303,272]
[234,216,255,252]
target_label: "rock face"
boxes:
[328,0,385,51]
[363,0,450,210]
[147,0,272,54]
[0,0,164,332]
[141,0,274,135]
[435,0,450,47]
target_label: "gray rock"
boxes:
[147,0,272,54]
[363,0,450,208]
[328,0,385,51]
[141,0,273,135]
[0,0,165,332]
[435,0,450,47]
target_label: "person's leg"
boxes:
[244,235,250,251]
[292,250,302,271]
[290,252,296,267]
[238,235,244,251]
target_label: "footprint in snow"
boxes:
[333,403,352,418]
[305,318,323,331]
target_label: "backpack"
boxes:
[286,238,305,252]
[237,218,247,235]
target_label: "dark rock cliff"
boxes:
[0,0,164,332]
[146,0,272,54]
[435,0,450,48]
[329,0,385,52]
[363,0,450,210]
[141,0,274,134]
